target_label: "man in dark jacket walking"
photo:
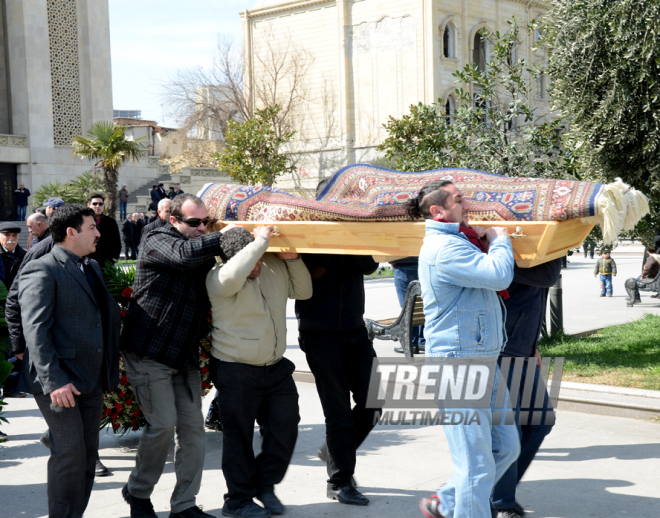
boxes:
[87,193,121,269]
[14,183,30,221]
[18,204,121,518]
[141,199,170,239]
[490,259,561,518]
[120,217,137,260]
[120,193,224,518]
[295,253,380,507]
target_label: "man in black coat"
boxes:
[490,259,561,517]
[120,193,224,518]
[141,199,170,240]
[120,217,137,260]
[0,222,27,290]
[86,193,121,269]
[18,204,121,518]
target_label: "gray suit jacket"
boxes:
[18,245,121,395]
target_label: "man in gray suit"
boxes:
[18,204,121,518]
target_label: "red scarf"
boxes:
[438,220,510,299]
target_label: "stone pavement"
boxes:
[1,382,660,518]
[3,243,660,517]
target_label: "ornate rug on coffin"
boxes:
[199,165,648,243]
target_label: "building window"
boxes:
[473,32,487,72]
[445,97,455,125]
[442,23,455,59]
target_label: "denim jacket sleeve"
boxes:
[435,235,514,291]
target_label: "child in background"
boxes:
[594,250,617,297]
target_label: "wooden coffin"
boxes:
[215,218,595,268]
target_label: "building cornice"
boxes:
[241,0,335,19]
[506,0,547,10]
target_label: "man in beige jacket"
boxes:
[206,225,312,518]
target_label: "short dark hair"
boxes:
[406,180,454,220]
[50,204,95,243]
[158,183,164,187]
[152,185,157,189]
[87,193,105,204]
[169,186,174,191]
[220,227,254,262]
[170,193,205,219]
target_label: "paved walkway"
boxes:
[1,382,659,518]
[3,243,660,517]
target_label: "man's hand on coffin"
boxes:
[486,226,509,242]
[472,225,491,252]
[253,225,273,241]
[275,251,300,261]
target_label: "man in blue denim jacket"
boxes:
[413,180,520,518]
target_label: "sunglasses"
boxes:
[90,202,103,207]
[174,215,215,227]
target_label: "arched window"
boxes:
[442,23,455,59]
[473,32,487,72]
[445,97,455,125]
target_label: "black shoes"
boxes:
[327,484,369,506]
[205,417,223,432]
[170,505,216,518]
[222,502,271,518]
[256,492,284,515]
[95,459,109,476]
[122,484,158,518]
[317,445,358,487]
[1,389,26,398]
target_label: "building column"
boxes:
[423,0,438,104]
[336,0,354,166]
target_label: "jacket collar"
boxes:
[51,245,99,307]
[425,219,465,238]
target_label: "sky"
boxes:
[108,0,254,126]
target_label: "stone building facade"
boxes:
[0,0,167,219]
[242,0,549,192]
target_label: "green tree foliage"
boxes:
[72,121,145,217]
[32,171,104,210]
[212,105,295,186]
[378,20,575,180]
[543,0,660,192]
[543,0,660,247]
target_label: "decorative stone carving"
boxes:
[47,0,83,146]
[178,176,191,184]
[147,156,160,167]
[158,164,171,175]
[0,135,27,147]
[191,168,227,177]
[0,136,8,146]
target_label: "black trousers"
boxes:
[122,238,137,260]
[210,357,300,509]
[34,389,104,518]
[299,327,380,486]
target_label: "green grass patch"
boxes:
[117,260,137,266]
[538,313,660,390]
[365,266,394,278]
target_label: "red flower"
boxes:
[201,382,210,390]
[111,412,119,421]
[200,366,209,374]
[132,423,139,431]
[120,376,128,385]
[114,402,123,411]
[131,418,137,425]
[201,352,208,360]
[113,423,121,429]
[132,409,141,417]
[118,391,126,398]
[122,287,133,298]
[121,310,128,318]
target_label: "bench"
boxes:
[365,280,425,358]
[625,274,660,307]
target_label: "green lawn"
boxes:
[538,313,660,390]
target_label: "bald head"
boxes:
[27,212,49,238]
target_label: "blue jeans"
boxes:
[491,360,554,511]
[119,202,127,220]
[393,264,425,346]
[600,274,613,295]
[438,365,520,518]
[16,205,27,221]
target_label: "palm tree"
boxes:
[71,121,146,217]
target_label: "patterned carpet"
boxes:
[199,165,603,223]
